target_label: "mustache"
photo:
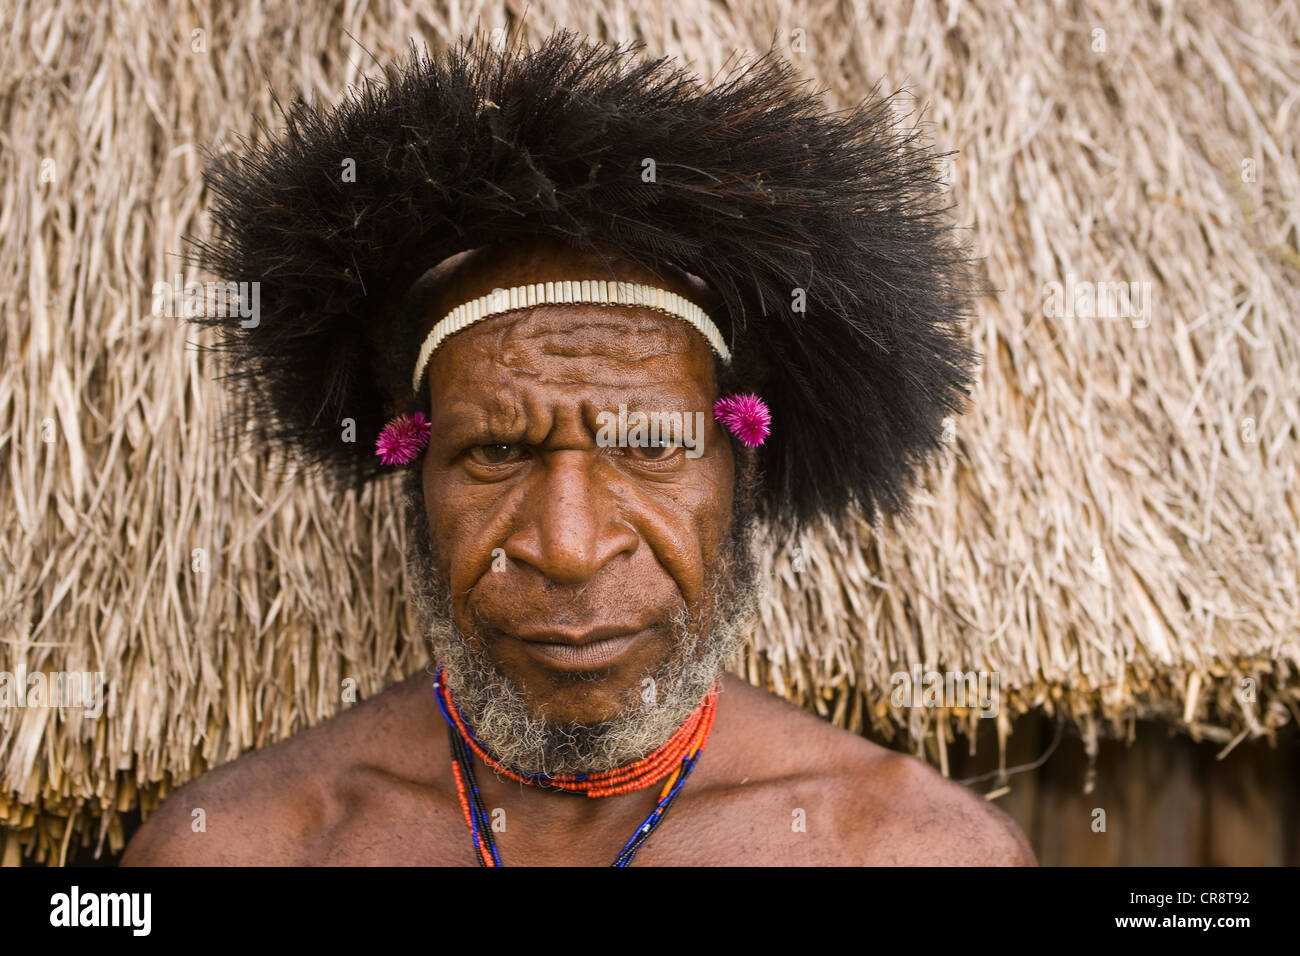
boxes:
[463,590,690,651]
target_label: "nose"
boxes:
[503,451,638,586]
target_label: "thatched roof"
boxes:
[2,0,1297,864]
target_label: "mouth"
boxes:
[513,626,648,671]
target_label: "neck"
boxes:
[434,661,721,853]
[426,665,733,868]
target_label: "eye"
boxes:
[469,443,523,465]
[627,438,679,461]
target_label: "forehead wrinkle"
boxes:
[430,304,709,378]
[428,307,717,441]
[433,393,529,445]
[504,358,683,388]
[497,305,699,366]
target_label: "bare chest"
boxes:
[297,769,869,866]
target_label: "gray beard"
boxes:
[402,473,761,776]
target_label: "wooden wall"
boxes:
[946,716,1299,866]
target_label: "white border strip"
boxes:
[411,280,730,392]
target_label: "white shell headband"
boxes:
[410,279,732,394]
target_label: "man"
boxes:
[124,31,1033,866]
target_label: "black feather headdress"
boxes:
[194,29,979,530]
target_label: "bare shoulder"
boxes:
[716,674,1036,866]
[120,739,315,866]
[121,674,430,866]
[840,745,1037,865]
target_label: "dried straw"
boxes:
[1,0,1297,864]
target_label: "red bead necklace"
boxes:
[435,665,718,797]
[433,662,721,866]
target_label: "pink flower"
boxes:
[713,393,771,447]
[375,412,432,465]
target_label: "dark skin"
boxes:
[124,242,1035,866]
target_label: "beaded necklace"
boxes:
[432,661,719,866]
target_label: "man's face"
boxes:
[418,295,741,734]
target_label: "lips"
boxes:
[512,626,648,671]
